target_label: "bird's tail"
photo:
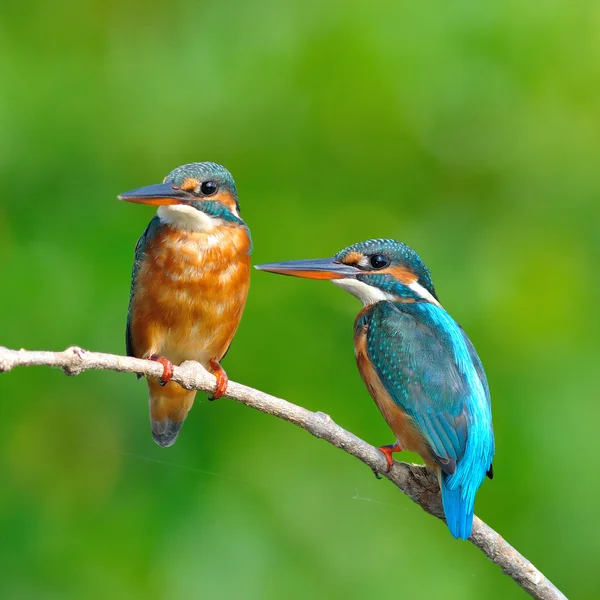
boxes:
[440,472,475,540]
[147,378,196,447]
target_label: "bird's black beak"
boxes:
[118,182,194,206]
[255,258,360,280]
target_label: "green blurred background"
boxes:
[1,1,599,598]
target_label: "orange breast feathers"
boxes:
[354,321,437,469]
[129,223,251,368]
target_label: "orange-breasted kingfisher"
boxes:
[119,162,252,447]
[256,239,494,539]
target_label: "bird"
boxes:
[256,239,494,539]
[119,162,252,447]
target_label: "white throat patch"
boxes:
[331,278,396,305]
[157,205,226,233]
[407,281,441,307]
[332,278,441,307]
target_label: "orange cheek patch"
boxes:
[214,191,239,214]
[343,252,363,265]
[180,178,200,192]
[383,266,418,285]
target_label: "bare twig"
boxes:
[0,346,566,600]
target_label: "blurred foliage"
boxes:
[1,1,599,598]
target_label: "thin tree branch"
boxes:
[0,346,566,600]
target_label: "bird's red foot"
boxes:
[149,354,174,386]
[377,441,403,471]
[209,359,228,400]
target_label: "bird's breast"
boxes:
[130,223,251,365]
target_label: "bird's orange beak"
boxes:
[255,258,360,280]
[118,182,194,206]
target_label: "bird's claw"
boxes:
[372,468,383,480]
[208,359,228,400]
[149,354,174,386]
[377,442,403,472]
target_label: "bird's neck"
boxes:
[386,280,440,307]
[345,275,440,307]
[157,205,226,233]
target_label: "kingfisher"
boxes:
[119,162,252,447]
[256,239,494,539]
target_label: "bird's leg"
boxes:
[148,354,174,386]
[372,441,403,478]
[208,359,228,400]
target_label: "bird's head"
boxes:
[119,162,242,232]
[256,239,440,306]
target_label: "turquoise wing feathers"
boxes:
[358,300,494,538]
[359,301,471,471]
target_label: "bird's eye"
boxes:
[369,254,389,269]
[200,181,218,196]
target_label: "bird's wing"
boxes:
[126,216,164,358]
[361,301,485,474]
[461,327,494,478]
